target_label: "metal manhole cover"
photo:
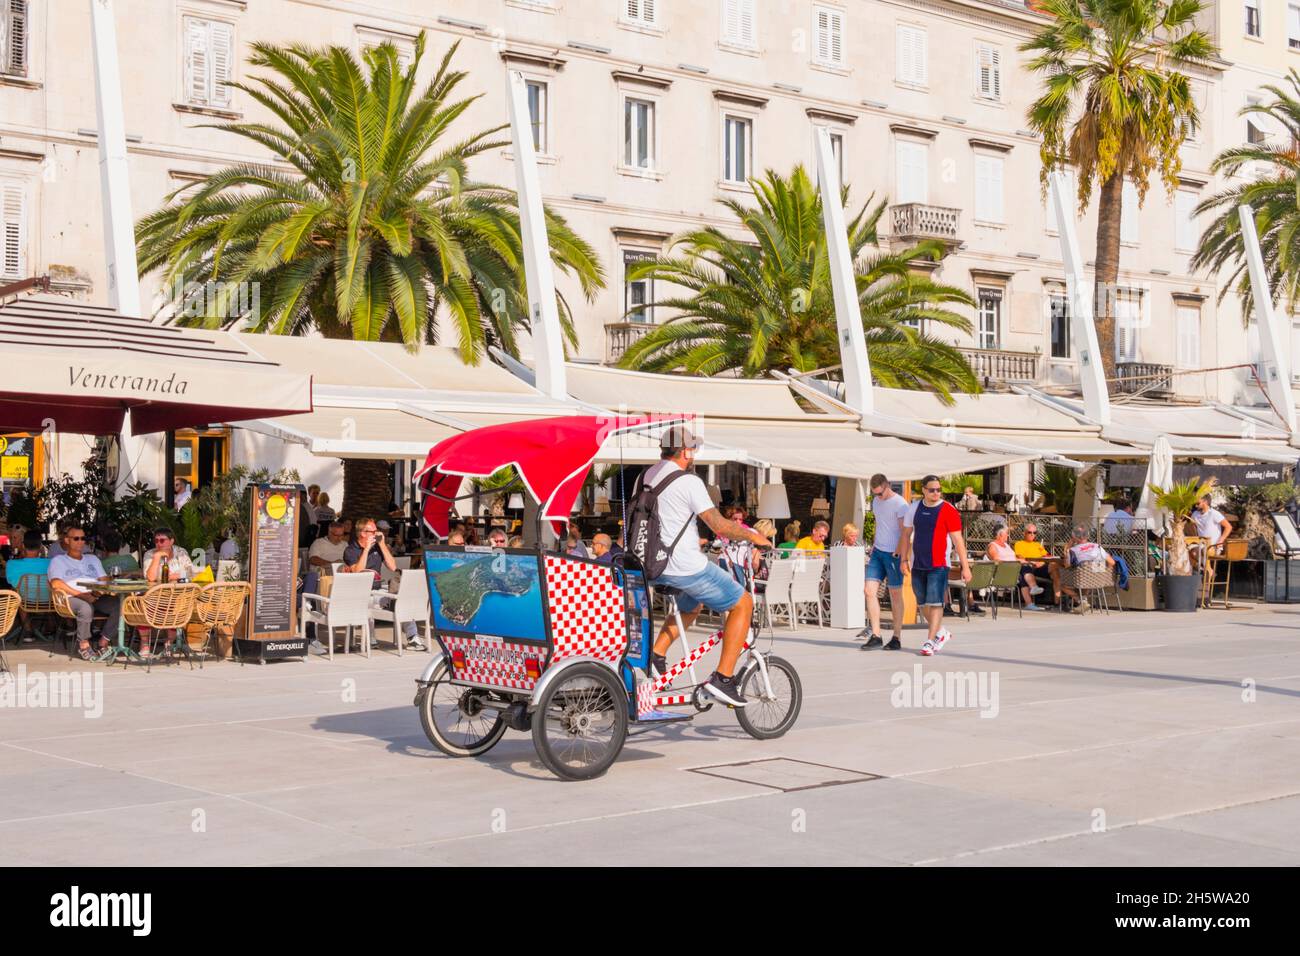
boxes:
[687,757,883,792]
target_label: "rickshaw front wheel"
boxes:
[531,662,628,781]
[419,659,508,757]
[735,655,802,740]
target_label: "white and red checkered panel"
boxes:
[442,635,542,692]
[545,555,628,667]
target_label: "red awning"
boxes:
[415,414,686,537]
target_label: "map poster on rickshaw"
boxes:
[242,483,305,659]
[622,568,650,670]
[425,547,545,642]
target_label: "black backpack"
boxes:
[626,468,694,580]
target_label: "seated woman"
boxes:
[986,525,1045,611]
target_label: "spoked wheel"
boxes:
[418,659,508,757]
[531,662,628,781]
[735,654,802,740]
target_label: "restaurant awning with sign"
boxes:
[0,296,313,434]
[1108,461,1295,487]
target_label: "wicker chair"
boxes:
[16,573,57,641]
[101,554,141,577]
[186,582,249,669]
[1060,565,1116,614]
[0,589,19,674]
[49,589,97,659]
[122,583,200,671]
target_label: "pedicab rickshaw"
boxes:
[411,415,802,781]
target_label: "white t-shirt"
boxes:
[871,493,910,553]
[1103,510,1135,534]
[219,538,239,560]
[1068,541,1109,570]
[642,460,716,578]
[1192,507,1226,545]
[308,536,349,565]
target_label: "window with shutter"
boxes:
[624,97,654,169]
[183,17,236,108]
[895,140,927,205]
[0,178,27,280]
[813,6,842,66]
[1175,191,1198,253]
[526,80,548,153]
[1049,293,1071,358]
[723,115,752,183]
[975,155,1004,223]
[722,0,756,48]
[1176,305,1200,368]
[975,44,1000,100]
[1115,290,1142,363]
[1121,179,1139,244]
[2,0,28,77]
[625,0,657,27]
[977,288,1001,350]
[897,25,927,85]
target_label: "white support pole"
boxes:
[506,70,567,402]
[1049,170,1110,427]
[90,0,141,318]
[814,126,874,420]
[1237,205,1298,440]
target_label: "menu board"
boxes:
[248,483,302,639]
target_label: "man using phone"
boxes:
[342,518,424,651]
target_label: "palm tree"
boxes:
[1192,71,1300,317]
[1149,476,1215,575]
[1022,0,1215,381]
[136,34,604,518]
[1031,464,1077,513]
[617,166,978,400]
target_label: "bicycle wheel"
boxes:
[531,662,628,781]
[735,654,802,740]
[418,659,508,757]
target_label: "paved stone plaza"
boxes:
[2,605,1298,866]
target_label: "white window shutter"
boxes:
[185,18,209,105]
[829,10,842,64]
[975,155,1003,222]
[898,26,926,84]
[1176,191,1198,252]
[896,141,927,205]
[723,0,740,43]
[0,179,26,280]
[976,45,1002,99]
[740,0,755,46]
[4,0,28,76]
[815,8,833,64]
[211,21,235,108]
[1177,306,1200,368]
[643,0,656,25]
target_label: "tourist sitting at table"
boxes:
[341,517,423,651]
[97,529,127,558]
[47,525,116,661]
[143,527,196,583]
[47,522,69,558]
[795,520,830,553]
[1060,526,1116,613]
[218,533,238,561]
[314,493,337,536]
[1191,495,1232,570]
[447,531,466,546]
[1014,523,1060,603]
[591,533,615,564]
[959,486,982,512]
[5,530,49,588]
[834,523,860,548]
[1102,497,1136,535]
[487,528,508,549]
[776,521,801,556]
[308,520,348,572]
[566,527,591,559]
[507,534,523,548]
[986,525,1045,611]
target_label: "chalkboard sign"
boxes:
[247,483,303,641]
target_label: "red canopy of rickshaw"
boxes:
[414,414,686,537]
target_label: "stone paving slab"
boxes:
[1,605,1297,866]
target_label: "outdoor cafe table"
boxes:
[92,579,151,666]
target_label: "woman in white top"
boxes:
[986,525,1044,610]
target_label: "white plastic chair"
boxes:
[380,554,413,589]
[762,556,796,629]
[369,569,431,656]
[790,554,827,626]
[300,572,374,660]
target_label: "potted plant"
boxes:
[1149,476,1215,613]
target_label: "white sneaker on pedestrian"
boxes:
[919,639,935,657]
[932,627,953,654]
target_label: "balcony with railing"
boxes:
[891,203,961,243]
[959,347,1041,389]
[1114,362,1174,399]
[605,321,657,365]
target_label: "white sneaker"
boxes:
[1029,586,1044,596]
[919,640,935,657]
[407,638,427,651]
[931,627,953,654]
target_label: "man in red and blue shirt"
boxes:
[900,476,971,656]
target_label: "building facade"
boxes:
[1,0,1298,496]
